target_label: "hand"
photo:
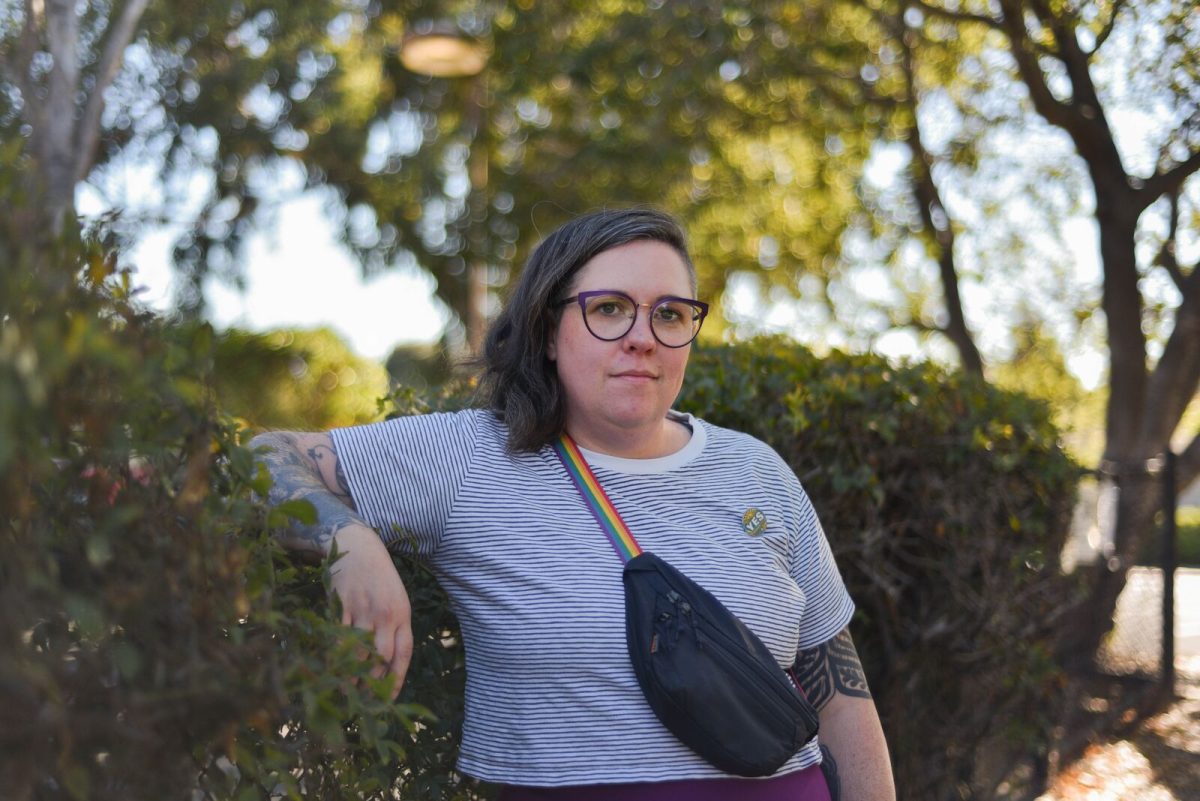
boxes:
[329,525,413,699]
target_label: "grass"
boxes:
[1137,506,1200,568]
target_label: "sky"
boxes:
[95,192,450,361]
[84,179,1114,390]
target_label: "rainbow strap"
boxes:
[552,433,643,563]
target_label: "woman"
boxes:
[252,208,895,800]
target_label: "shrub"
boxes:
[2,235,1079,801]
[0,240,428,799]
[212,327,390,430]
[367,338,1081,800]
[677,339,1081,800]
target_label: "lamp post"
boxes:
[398,24,491,355]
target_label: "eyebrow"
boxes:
[574,289,699,301]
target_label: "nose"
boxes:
[623,305,657,351]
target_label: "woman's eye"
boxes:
[655,306,683,323]
[594,301,624,316]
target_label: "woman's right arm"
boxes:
[251,431,413,697]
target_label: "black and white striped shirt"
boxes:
[332,409,854,785]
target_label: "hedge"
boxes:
[677,340,1082,800]
[0,246,428,800]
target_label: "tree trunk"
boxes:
[35,0,83,238]
[1061,176,1161,666]
[1062,469,1161,669]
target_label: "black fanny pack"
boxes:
[553,435,819,777]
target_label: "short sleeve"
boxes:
[329,409,481,554]
[787,477,856,650]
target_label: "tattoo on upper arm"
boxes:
[792,627,871,711]
[306,442,356,510]
[253,432,367,554]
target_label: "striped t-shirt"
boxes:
[331,409,855,786]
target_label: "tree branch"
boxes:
[11,0,42,127]
[39,0,82,227]
[1031,0,1096,108]
[995,0,1075,132]
[910,0,1003,32]
[1090,0,1126,54]
[1155,190,1186,291]
[899,17,984,377]
[44,0,79,108]
[1009,0,1066,58]
[1178,430,1200,500]
[73,0,151,184]
[1140,267,1200,450]
[1137,149,1200,212]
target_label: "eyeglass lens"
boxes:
[581,293,703,346]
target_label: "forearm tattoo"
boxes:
[792,627,872,711]
[252,432,366,555]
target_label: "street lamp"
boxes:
[399,27,488,78]
[399,23,491,355]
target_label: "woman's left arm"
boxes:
[794,626,896,801]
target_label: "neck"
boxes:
[565,415,690,459]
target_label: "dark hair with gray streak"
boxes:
[477,207,696,452]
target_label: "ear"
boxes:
[546,326,558,361]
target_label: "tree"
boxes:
[865,0,1200,662]
[212,327,390,429]
[0,0,150,238]
[2,1,885,343]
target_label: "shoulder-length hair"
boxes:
[476,207,697,452]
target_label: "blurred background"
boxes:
[2,1,1197,799]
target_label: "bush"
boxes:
[1,234,1079,801]
[677,339,1082,800]
[368,338,1081,800]
[213,327,390,430]
[0,240,429,799]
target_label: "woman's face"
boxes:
[548,239,695,452]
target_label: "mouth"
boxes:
[612,370,658,380]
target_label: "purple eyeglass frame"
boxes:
[555,289,709,348]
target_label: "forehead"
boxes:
[568,240,694,295]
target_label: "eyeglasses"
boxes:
[555,289,709,348]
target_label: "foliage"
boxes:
[2,0,881,330]
[385,341,455,395]
[1179,508,1200,568]
[213,326,390,430]
[676,338,1082,801]
[991,322,1107,465]
[0,204,1082,801]
[0,235,432,799]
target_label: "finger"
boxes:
[374,623,395,665]
[335,588,353,627]
[364,624,394,682]
[342,605,377,684]
[389,625,414,699]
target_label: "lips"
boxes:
[612,370,658,380]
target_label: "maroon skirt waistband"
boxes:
[496,763,832,801]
